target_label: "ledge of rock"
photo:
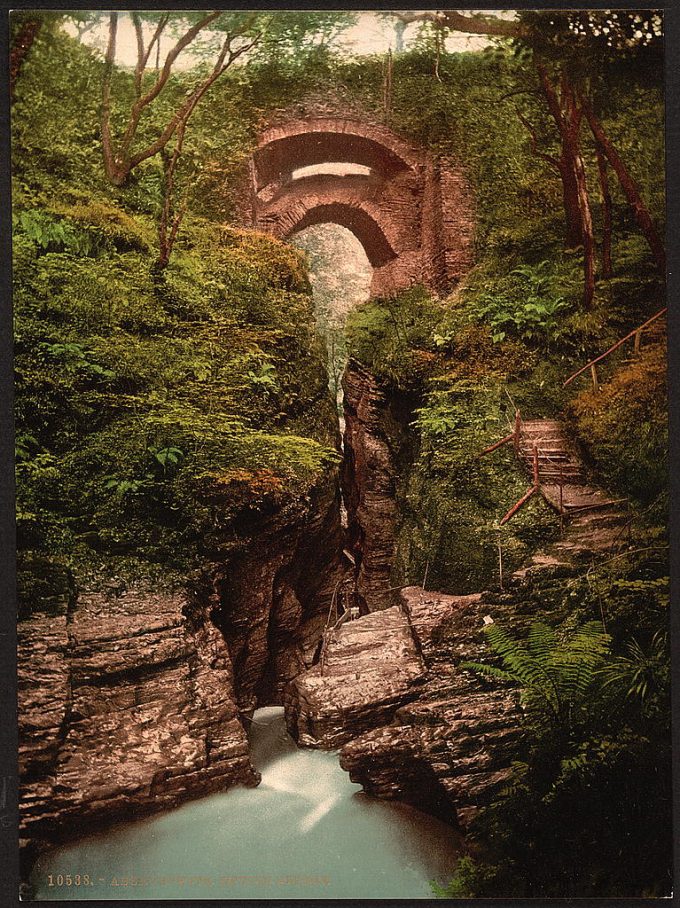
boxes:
[19,586,257,857]
[338,587,522,830]
[283,605,426,748]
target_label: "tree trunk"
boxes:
[155,149,174,271]
[383,48,393,119]
[595,144,613,279]
[581,95,666,278]
[537,64,596,308]
[394,19,406,53]
[10,17,42,101]
[559,155,585,248]
[571,143,596,308]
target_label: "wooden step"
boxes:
[519,449,572,459]
[521,420,562,428]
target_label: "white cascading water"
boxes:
[31,707,464,900]
[31,227,464,900]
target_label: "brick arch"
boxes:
[242,116,475,298]
[288,201,397,268]
[253,117,422,190]
[257,174,401,269]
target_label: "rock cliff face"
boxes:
[338,588,522,830]
[341,361,400,611]
[281,587,521,830]
[19,585,257,862]
[283,605,425,748]
[19,469,345,866]
[284,416,630,832]
[212,470,345,708]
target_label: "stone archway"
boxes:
[242,116,475,298]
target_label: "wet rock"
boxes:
[335,434,632,830]
[290,417,633,833]
[284,606,426,748]
[18,586,258,857]
[19,466,346,872]
[342,361,400,611]
[338,588,522,829]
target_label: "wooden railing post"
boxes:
[532,444,539,487]
[513,409,521,454]
[633,329,642,356]
[590,363,600,392]
[497,532,504,591]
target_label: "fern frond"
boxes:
[460,661,515,684]
[527,621,557,664]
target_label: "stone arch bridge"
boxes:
[240,117,475,298]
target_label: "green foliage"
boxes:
[246,360,279,393]
[346,286,441,389]
[433,534,671,897]
[476,261,572,343]
[570,337,667,503]
[40,342,116,381]
[464,620,611,730]
[13,54,339,583]
[599,629,670,719]
[16,209,101,256]
[391,376,561,593]
[151,446,185,469]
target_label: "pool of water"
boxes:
[30,707,464,900]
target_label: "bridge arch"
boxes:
[286,201,396,269]
[242,116,475,298]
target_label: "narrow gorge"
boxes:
[19,303,634,884]
[13,12,670,900]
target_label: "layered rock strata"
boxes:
[339,588,522,829]
[284,605,426,748]
[341,361,400,611]
[19,586,257,860]
[19,470,346,867]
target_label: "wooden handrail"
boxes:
[478,411,523,459]
[478,433,513,456]
[563,307,667,388]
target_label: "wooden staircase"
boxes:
[517,418,629,557]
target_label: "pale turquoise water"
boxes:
[31,707,463,900]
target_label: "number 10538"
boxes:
[47,874,93,887]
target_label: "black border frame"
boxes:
[1,3,677,905]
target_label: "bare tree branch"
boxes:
[439,9,523,38]
[142,14,170,72]
[100,11,118,183]
[580,91,666,276]
[538,63,596,307]
[515,109,561,171]
[116,11,222,165]
[131,12,145,97]
[131,31,259,171]
[100,11,262,186]
[153,27,261,267]
[385,9,523,39]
